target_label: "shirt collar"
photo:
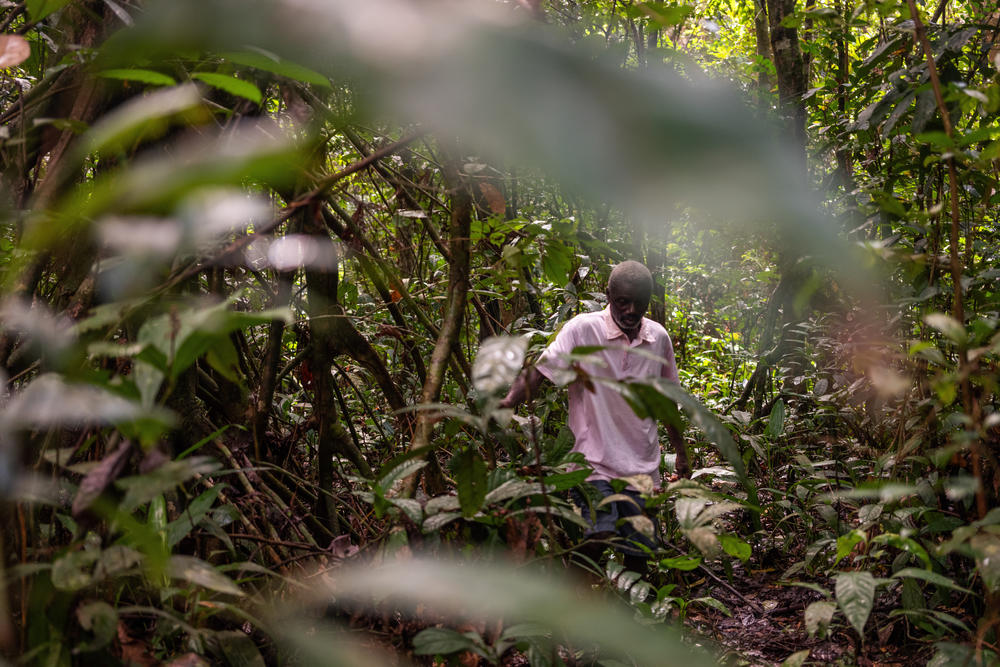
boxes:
[602,307,654,344]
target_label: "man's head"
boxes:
[606,261,653,339]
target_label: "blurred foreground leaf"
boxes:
[287,557,714,666]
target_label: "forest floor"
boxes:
[686,563,939,666]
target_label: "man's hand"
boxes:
[667,424,689,479]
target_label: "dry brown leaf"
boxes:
[0,35,30,68]
[478,182,506,216]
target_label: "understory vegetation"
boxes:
[2,0,1000,665]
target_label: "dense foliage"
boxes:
[2,0,1000,664]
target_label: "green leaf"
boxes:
[543,468,591,491]
[835,571,876,638]
[165,484,225,548]
[75,601,118,652]
[804,600,836,638]
[213,630,267,667]
[220,50,331,87]
[971,534,1000,592]
[80,84,205,157]
[117,457,221,513]
[764,398,785,439]
[99,69,177,86]
[377,458,428,494]
[892,568,972,595]
[167,555,244,596]
[51,550,99,592]
[453,449,488,518]
[835,529,866,564]
[659,555,702,571]
[782,649,812,667]
[718,534,751,562]
[923,313,967,345]
[639,3,695,28]
[192,72,263,104]
[412,627,483,656]
[541,241,573,286]
[25,0,72,21]
[648,379,752,495]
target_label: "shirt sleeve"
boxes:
[535,318,581,386]
[660,332,679,383]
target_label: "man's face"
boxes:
[607,279,651,338]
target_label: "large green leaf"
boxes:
[99,68,178,86]
[891,568,972,595]
[452,448,488,518]
[165,484,226,548]
[835,571,876,638]
[472,335,528,397]
[192,72,263,104]
[80,84,204,158]
[412,627,485,657]
[293,558,715,667]
[25,0,72,21]
[103,0,870,297]
[764,398,785,439]
[220,50,331,87]
[644,379,754,505]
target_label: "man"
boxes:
[501,260,687,572]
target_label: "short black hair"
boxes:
[608,260,653,294]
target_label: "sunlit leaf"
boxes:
[923,313,967,345]
[659,554,701,571]
[192,71,263,104]
[99,68,177,86]
[80,84,205,157]
[718,534,751,562]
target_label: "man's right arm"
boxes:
[499,366,547,409]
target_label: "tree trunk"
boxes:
[401,151,473,497]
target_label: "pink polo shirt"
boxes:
[535,307,679,482]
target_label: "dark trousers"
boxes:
[570,480,657,572]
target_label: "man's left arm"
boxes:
[666,422,689,479]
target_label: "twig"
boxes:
[662,539,766,615]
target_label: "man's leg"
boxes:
[569,481,620,572]
[613,488,655,574]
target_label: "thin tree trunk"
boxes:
[400,152,473,497]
